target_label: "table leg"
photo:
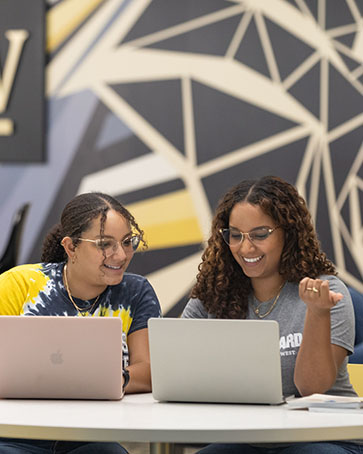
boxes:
[150,442,175,454]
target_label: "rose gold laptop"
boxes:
[0,316,122,400]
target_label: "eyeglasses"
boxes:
[76,235,140,257]
[219,226,279,247]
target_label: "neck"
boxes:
[64,263,105,301]
[252,276,285,302]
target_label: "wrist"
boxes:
[305,305,331,318]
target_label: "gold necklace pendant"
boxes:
[63,264,100,316]
[252,282,286,319]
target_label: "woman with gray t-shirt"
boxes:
[182,176,360,454]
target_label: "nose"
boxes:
[111,242,128,260]
[237,235,255,254]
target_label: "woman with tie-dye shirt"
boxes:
[0,192,161,454]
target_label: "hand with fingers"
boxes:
[299,277,343,313]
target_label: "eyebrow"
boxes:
[94,231,133,240]
[229,225,271,231]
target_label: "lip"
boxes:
[104,264,122,270]
[240,255,264,265]
[103,263,126,272]
[241,255,263,265]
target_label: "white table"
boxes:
[1,393,363,453]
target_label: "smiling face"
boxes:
[69,210,135,295]
[228,202,285,290]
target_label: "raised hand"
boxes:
[299,278,343,313]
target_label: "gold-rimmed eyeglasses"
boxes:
[76,235,140,257]
[219,226,280,247]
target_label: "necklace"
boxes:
[63,263,100,316]
[252,282,286,319]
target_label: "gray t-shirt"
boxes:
[182,275,356,398]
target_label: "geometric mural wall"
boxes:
[0,0,362,315]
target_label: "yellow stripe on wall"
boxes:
[142,218,203,250]
[128,189,199,224]
[128,190,204,250]
[47,0,104,52]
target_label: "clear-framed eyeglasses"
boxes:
[76,235,141,257]
[219,226,280,247]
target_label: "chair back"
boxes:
[0,203,30,274]
[347,363,363,397]
[349,287,363,364]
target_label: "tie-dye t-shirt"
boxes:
[0,262,161,368]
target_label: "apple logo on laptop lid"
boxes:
[50,350,63,365]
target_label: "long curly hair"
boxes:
[41,192,145,263]
[191,176,336,319]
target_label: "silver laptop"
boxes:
[148,318,284,404]
[0,316,122,400]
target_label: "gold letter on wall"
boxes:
[0,29,29,136]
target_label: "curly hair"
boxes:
[191,176,336,319]
[41,192,145,262]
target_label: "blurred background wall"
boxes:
[0,0,362,315]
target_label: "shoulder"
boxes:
[320,274,350,296]
[108,273,160,310]
[116,274,161,332]
[113,273,155,294]
[122,272,150,285]
[182,298,209,318]
[0,263,53,283]
[0,263,65,315]
[0,263,65,294]
[1,263,44,275]
[319,275,354,316]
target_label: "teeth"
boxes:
[105,264,122,270]
[243,256,262,263]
